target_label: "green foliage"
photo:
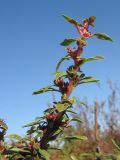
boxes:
[32,85,60,95]
[80,55,104,66]
[23,117,43,127]
[89,16,96,24]
[56,56,70,71]
[69,118,82,123]
[62,15,80,26]
[39,149,50,160]
[79,76,99,84]
[56,103,70,112]
[112,140,120,152]
[77,38,88,46]
[60,38,76,46]
[66,110,77,114]
[94,33,113,42]
[71,155,78,160]
[8,134,22,141]
[60,135,87,141]
[10,147,30,153]
[55,71,67,80]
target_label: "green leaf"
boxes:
[56,103,69,112]
[32,85,59,95]
[85,55,104,62]
[71,155,78,160]
[52,128,63,137]
[77,38,88,46]
[61,135,87,141]
[8,134,22,141]
[44,107,55,114]
[10,147,30,153]
[19,137,31,142]
[39,149,50,160]
[80,56,104,66]
[70,118,82,123]
[66,110,77,114]
[35,132,43,139]
[80,76,99,84]
[60,38,76,46]
[79,152,93,157]
[56,56,70,72]
[48,147,62,151]
[78,56,104,68]
[55,71,67,81]
[35,116,43,121]
[23,120,42,128]
[89,16,96,24]
[74,100,87,106]
[112,140,120,152]
[9,154,25,159]
[62,15,80,26]
[94,33,113,42]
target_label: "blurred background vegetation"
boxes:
[49,81,120,160]
[1,81,120,160]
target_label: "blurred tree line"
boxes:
[50,81,120,160]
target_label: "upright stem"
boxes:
[94,100,99,143]
[94,100,101,159]
[40,45,82,149]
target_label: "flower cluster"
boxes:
[76,18,94,39]
[45,109,60,121]
[54,78,69,94]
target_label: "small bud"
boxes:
[54,78,64,87]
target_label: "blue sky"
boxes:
[0,0,120,135]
